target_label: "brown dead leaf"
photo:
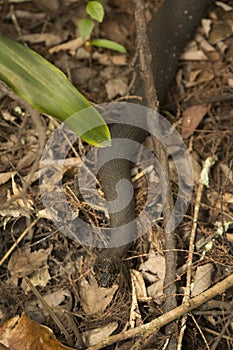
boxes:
[191,152,202,183]
[0,175,33,218]
[101,18,128,45]
[140,252,165,282]
[16,148,38,171]
[130,269,147,301]
[0,313,74,350]
[226,233,233,243]
[78,275,118,314]
[82,323,118,346]
[105,77,128,99]
[181,50,208,61]
[98,54,127,66]
[8,246,52,283]
[139,252,166,304]
[22,267,51,292]
[219,163,233,184]
[191,263,214,297]
[19,33,66,47]
[209,23,233,44]
[49,37,84,55]
[185,68,214,87]
[182,104,211,139]
[228,78,233,88]
[0,172,16,186]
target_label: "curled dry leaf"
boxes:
[0,172,16,186]
[184,68,214,87]
[209,23,233,44]
[191,263,214,297]
[49,37,84,55]
[182,103,211,139]
[8,246,52,286]
[19,33,66,47]
[139,253,166,304]
[0,313,74,350]
[181,49,208,61]
[82,323,118,346]
[78,275,118,314]
[105,77,128,99]
[0,174,34,218]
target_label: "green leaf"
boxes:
[79,18,94,41]
[91,39,126,53]
[0,34,110,147]
[86,1,104,23]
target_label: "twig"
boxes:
[24,276,72,344]
[210,307,233,350]
[189,313,210,350]
[178,156,218,348]
[133,0,177,346]
[87,273,233,349]
[0,219,39,267]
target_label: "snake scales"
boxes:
[94,0,214,287]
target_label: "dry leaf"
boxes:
[0,313,74,350]
[219,163,233,184]
[0,172,16,186]
[182,104,211,139]
[139,252,166,304]
[17,148,38,171]
[49,37,84,55]
[191,152,202,184]
[226,233,233,243]
[8,246,52,283]
[22,267,51,292]
[130,269,147,301]
[78,275,118,314]
[209,23,233,44]
[140,252,166,280]
[82,323,118,346]
[130,270,144,328]
[191,263,214,297]
[0,175,33,218]
[105,77,128,99]
[185,68,214,87]
[98,54,127,66]
[181,50,208,61]
[19,33,65,47]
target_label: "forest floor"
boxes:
[0,0,233,349]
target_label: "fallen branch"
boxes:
[87,273,233,349]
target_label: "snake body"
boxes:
[94,0,214,287]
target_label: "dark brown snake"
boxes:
[94,0,214,287]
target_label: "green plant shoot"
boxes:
[0,34,110,147]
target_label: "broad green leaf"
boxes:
[79,18,94,41]
[0,34,110,147]
[86,1,104,23]
[91,39,126,53]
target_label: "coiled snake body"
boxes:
[94,0,214,287]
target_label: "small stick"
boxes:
[0,219,39,267]
[87,272,233,349]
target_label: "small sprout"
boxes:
[86,1,104,22]
[79,18,94,41]
[91,39,126,53]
